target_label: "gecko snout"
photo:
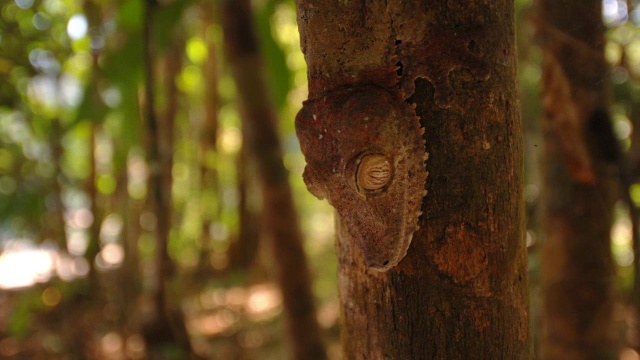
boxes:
[363,254,394,272]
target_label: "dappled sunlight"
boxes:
[99,332,146,360]
[57,254,89,280]
[189,309,239,337]
[0,241,91,290]
[219,126,242,154]
[612,205,635,267]
[127,153,149,200]
[100,332,123,358]
[188,284,283,337]
[604,0,629,25]
[246,284,281,318]
[100,213,124,243]
[0,246,56,290]
[306,209,336,253]
[66,14,87,40]
[317,301,340,329]
[97,243,124,269]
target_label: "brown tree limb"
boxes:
[196,5,222,274]
[536,0,621,358]
[295,0,528,358]
[220,1,327,359]
[141,0,193,355]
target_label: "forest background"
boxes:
[0,0,639,359]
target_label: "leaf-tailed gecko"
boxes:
[295,18,489,271]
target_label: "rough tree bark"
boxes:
[535,0,620,359]
[294,1,528,359]
[220,1,327,359]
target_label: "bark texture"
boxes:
[220,1,327,359]
[536,1,620,359]
[295,1,528,359]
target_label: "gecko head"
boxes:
[295,86,427,272]
[341,150,417,271]
[302,149,410,271]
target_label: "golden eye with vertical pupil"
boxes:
[356,154,393,193]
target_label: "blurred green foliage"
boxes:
[0,0,338,357]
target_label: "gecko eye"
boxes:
[355,154,393,194]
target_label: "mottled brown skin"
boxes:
[295,2,493,271]
[296,86,426,270]
[396,26,491,107]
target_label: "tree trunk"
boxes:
[47,118,67,251]
[228,142,260,270]
[197,5,222,275]
[295,1,528,359]
[220,1,327,359]
[82,0,103,294]
[85,123,101,289]
[615,19,640,346]
[141,1,192,355]
[535,1,620,359]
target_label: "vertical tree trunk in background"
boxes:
[119,167,142,323]
[83,0,103,293]
[143,0,171,317]
[197,6,222,274]
[626,77,640,351]
[220,1,327,359]
[536,1,620,359]
[48,119,67,250]
[141,1,192,354]
[229,142,260,270]
[85,123,100,288]
[295,1,528,358]
[617,16,640,342]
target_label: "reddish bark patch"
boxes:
[431,222,489,289]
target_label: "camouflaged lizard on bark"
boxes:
[295,4,489,271]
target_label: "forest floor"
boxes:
[0,258,341,360]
